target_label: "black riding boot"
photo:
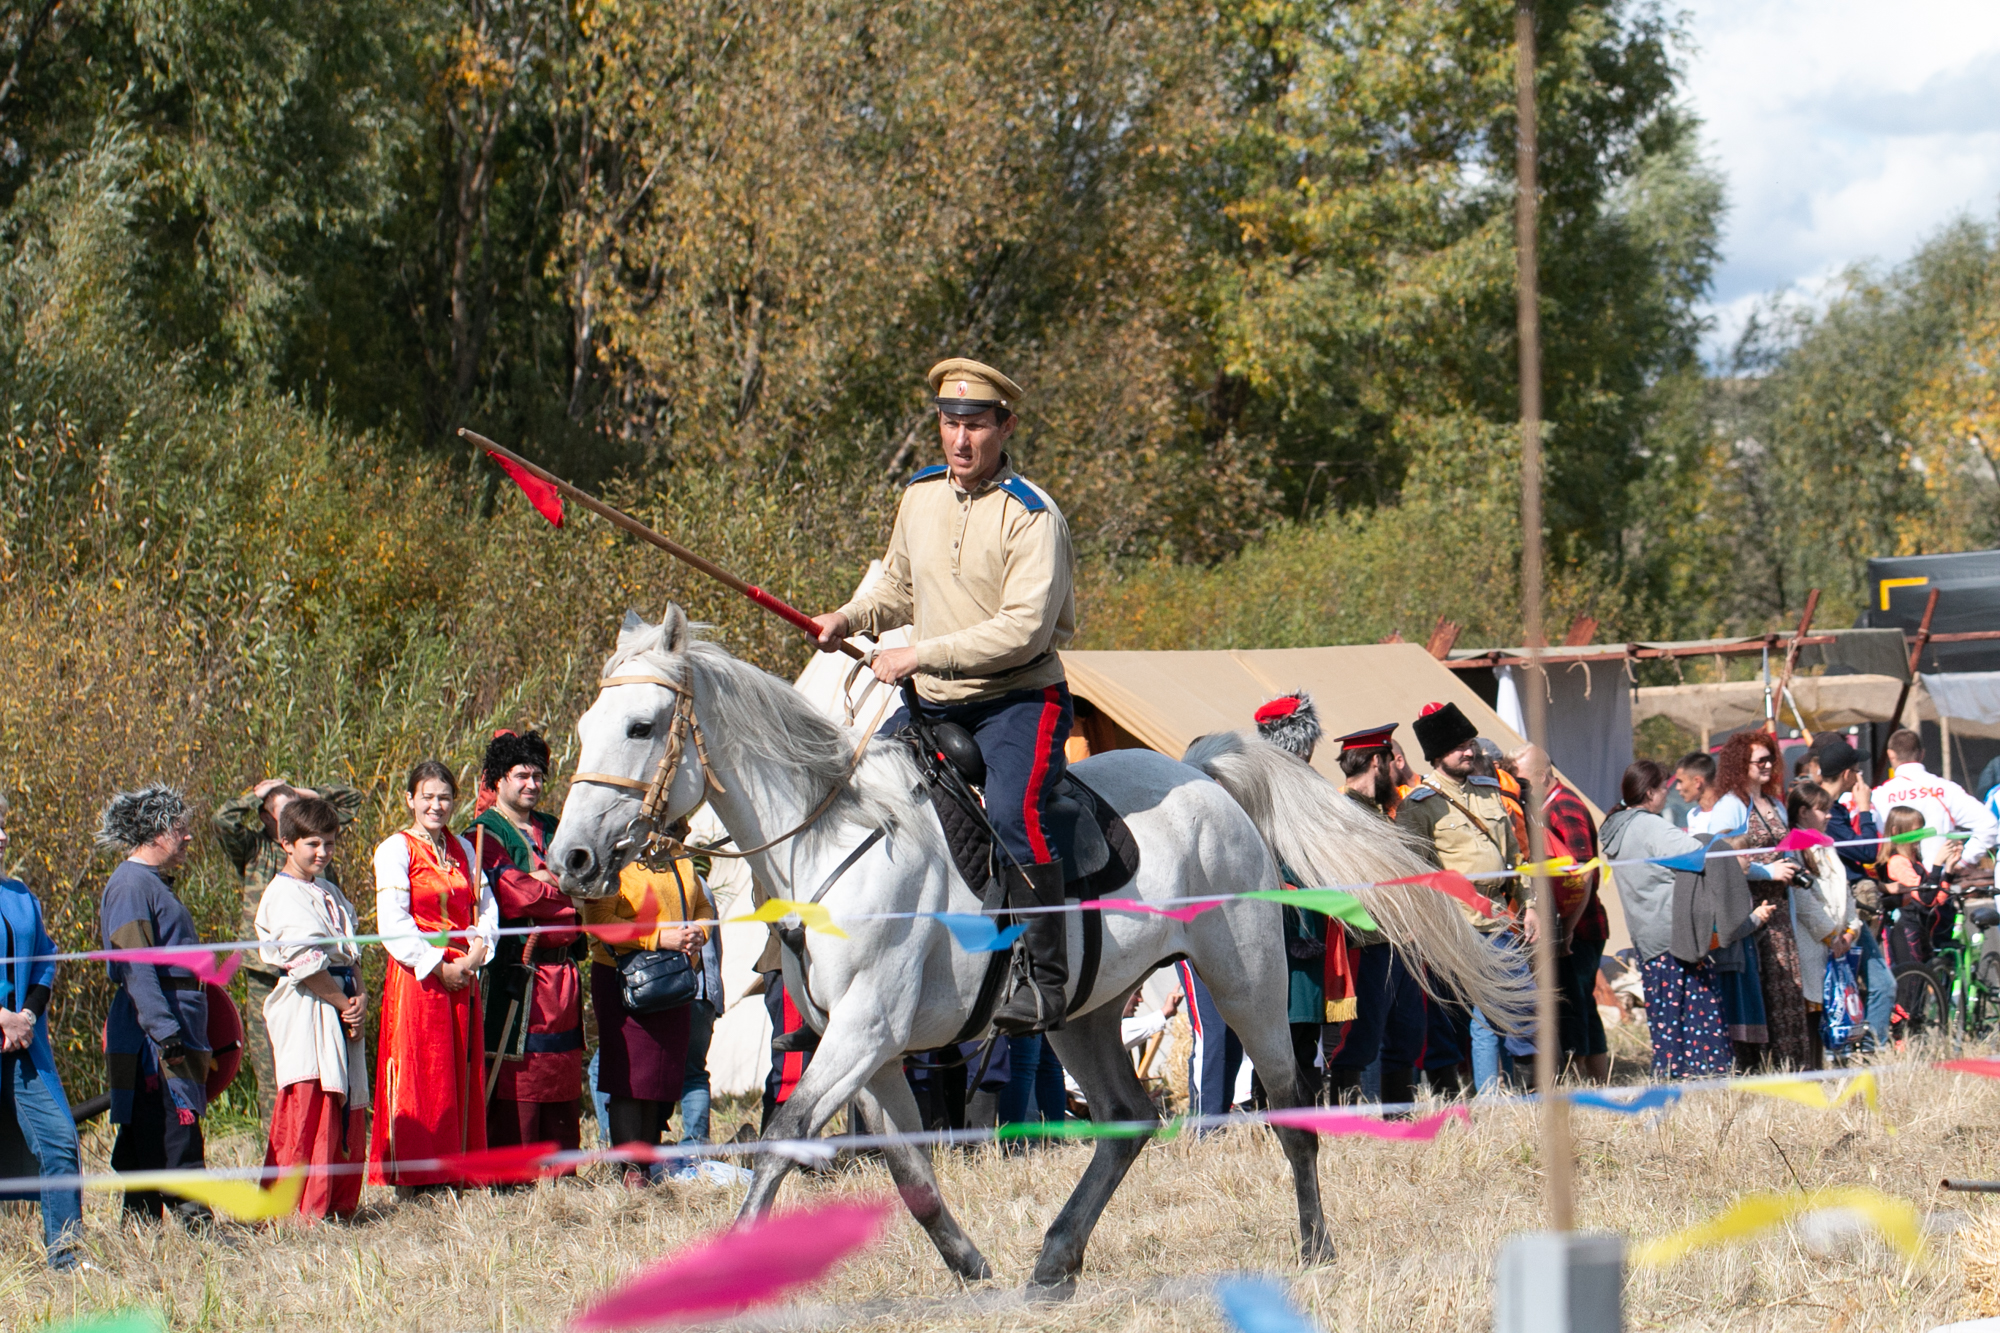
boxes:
[992,860,1069,1036]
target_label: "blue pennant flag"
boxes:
[937,914,1025,953]
[1572,1086,1683,1118]
[1214,1277,1323,1333]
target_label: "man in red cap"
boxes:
[1319,723,1423,1104]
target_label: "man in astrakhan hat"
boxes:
[811,358,1078,1034]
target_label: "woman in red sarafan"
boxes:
[367,760,497,1192]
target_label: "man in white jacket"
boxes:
[1871,728,1999,868]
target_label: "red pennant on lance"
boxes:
[1382,870,1509,919]
[435,1141,563,1185]
[569,1197,895,1330]
[488,451,565,527]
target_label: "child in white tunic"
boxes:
[254,796,370,1219]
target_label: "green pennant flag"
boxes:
[1245,888,1378,932]
[994,1117,1182,1142]
[1889,826,1938,844]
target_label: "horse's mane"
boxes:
[605,619,925,856]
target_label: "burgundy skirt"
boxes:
[590,960,691,1102]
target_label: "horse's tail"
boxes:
[1182,730,1534,1034]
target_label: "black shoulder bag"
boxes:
[615,869,699,1014]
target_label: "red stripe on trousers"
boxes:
[1023,686,1064,863]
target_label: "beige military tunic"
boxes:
[1394,770,1523,930]
[838,455,1075,705]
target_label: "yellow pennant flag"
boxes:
[1733,1073,1891,1130]
[1634,1186,1923,1266]
[1515,856,1576,878]
[87,1167,306,1221]
[728,899,848,938]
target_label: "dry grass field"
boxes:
[9,1041,2000,1333]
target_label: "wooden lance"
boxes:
[460,428,864,660]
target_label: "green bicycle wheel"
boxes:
[1892,964,1949,1045]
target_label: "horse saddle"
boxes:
[926,767,1140,905]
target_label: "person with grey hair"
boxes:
[98,784,213,1223]
[0,791,85,1267]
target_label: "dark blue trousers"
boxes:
[1176,961,1243,1119]
[882,683,1074,866]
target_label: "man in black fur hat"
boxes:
[471,730,586,1157]
[1396,702,1529,1095]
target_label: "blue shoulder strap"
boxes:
[1404,786,1435,803]
[995,475,1046,512]
[904,465,947,487]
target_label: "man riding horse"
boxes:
[810,357,1076,1035]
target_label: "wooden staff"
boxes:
[461,428,865,660]
[1878,587,1941,774]
[1770,589,1820,733]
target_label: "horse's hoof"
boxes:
[1301,1234,1337,1266]
[1025,1276,1078,1303]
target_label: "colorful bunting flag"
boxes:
[487,450,566,527]
[1263,1106,1469,1141]
[1732,1072,1885,1125]
[1940,1058,2000,1080]
[106,947,243,987]
[1244,888,1377,932]
[435,1141,562,1185]
[728,900,848,938]
[1774,828,1836,851]
[1214,1277,1324,1333]
[935,914,1025,953]
[1515,855,1577,878]
[84,1167,304,1221]
[1571,1086,1683,1118]
[1086,897,1225,923]
[995,1117,1181,1142]
[1890,826,1939,844]
[1382,869,1509,919]
[569,1198,895,1330]
[42,1313,165,1333]
[1633,1187,1923,1267]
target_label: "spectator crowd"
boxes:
[0,700,1991,1269]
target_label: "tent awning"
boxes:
[1633,674,1907,737]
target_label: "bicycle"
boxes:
[1887,870,2000,1047]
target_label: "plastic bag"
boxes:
[1823,950,1863,1051]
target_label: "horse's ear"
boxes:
[659,603,691,656]
[615,610,652,654]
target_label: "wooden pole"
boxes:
[1514,0,1572,1233]
[1770,589,1820,735]
[1878,587,1940,773]
[460,428,865,660]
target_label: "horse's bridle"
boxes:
[569,662,864,868]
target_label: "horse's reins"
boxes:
[570,663,878,867]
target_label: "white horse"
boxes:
[550,607,1531,1293]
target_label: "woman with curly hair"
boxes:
[1709,730,1814,1069]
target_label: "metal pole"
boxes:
[1514,0,1573,1234]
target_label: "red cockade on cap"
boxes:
[1255,697,1302,724]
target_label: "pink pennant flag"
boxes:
[1265,1106,1469,1141]
[1774,828,1836,852]
[570,1198,895,1330]
[1085,898,1225,923]
[1382,870,1508,920]
[111,947,244,987]
[436,1141,562,1185]
[1940,1058,2000,1080]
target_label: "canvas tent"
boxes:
[1059,643,1626,953]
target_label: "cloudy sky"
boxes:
[1680,0,2000,356]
